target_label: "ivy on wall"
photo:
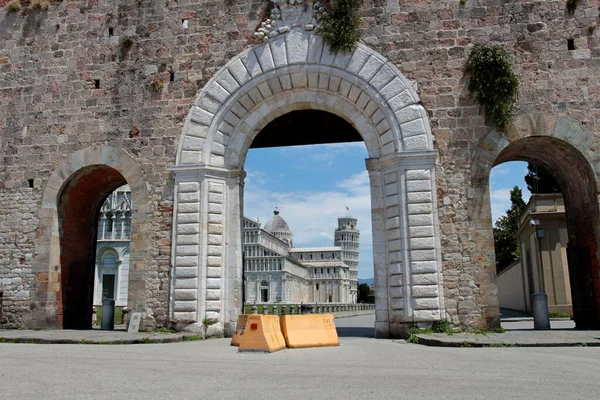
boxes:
[465,44,519,132]
[318,0,362,54]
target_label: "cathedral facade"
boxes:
[243,210,359,304]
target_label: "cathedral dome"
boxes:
[264,209,293,246]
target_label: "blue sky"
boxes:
[244,144,531,279]
[489,161,532,223]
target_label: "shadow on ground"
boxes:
[336,326,374,338]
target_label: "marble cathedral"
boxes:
[243,209,359,304]
[93,185,132,311]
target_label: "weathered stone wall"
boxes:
[1,0,599,330]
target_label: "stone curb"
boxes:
[0,333,192,345]
[411,335,600,348]
[500,318,572,322]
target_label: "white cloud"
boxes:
[490,188,512,224]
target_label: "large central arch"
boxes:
[172,30,444,338]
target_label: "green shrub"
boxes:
[6,0,22,13]
[151,80,164,92]
[30,0,50,11]
[432,319,453,334]
[465,44,519,131]
[319,0,362,54]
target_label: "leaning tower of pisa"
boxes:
[334,217,360,303]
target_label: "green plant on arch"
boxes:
[318,0,362,54]
[465,44,519,132]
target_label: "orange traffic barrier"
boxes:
[230,314,249,347]
[237,314,287,353]
[279,314,339,348]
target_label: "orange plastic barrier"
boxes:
[237,315,287,353]
[279,314,339,348]
[230,314,249,347]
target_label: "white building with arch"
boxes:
[93,185,131,309]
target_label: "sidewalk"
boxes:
[0,310,375,344]
[413,320,600,347]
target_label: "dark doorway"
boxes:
[58,166,127,329]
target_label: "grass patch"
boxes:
[549,312,570,319]
[152,327,177,334]
[140,337,152,344]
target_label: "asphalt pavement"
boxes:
[1,314,600,400]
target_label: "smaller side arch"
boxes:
[31,145,150,330]
[469,114,600,330]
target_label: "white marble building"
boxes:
[243,209,359,304]
[93,185,131,308]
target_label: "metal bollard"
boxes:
[251,305,258,314]
[532,292,551,330]
[263,306,268,315]
[281,306,287,315]
[272,305,278,315]
[101,298,115,330]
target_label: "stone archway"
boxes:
[471,114,600,329]
[31,145,149,329]
[172,30,444,338]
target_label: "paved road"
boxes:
[1,315,599,400]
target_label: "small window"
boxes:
[316,283,319,290]
[108,27,114,36]
[567,39,575,50]
[321,253,323,259]
[170,71,175,82]
[27,179,34,188]
[94,79,100,89]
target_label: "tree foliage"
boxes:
[319,0,362,54]
[525,163,561,194]
[465,45,519,131]
[357,283,371,303]
[493,186,526,273]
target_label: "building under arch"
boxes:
[243,209,359,304]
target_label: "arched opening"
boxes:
[242,109,374,314]
[491,137,600,329]
[58,165,127,329]
[172,34,442,338]
[242,110,371,319]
